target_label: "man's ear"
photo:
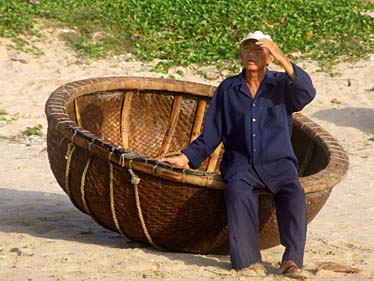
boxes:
[239,50,244,60]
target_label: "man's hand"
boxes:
[256,39,296,80]
[159,153,189,168]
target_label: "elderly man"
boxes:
[161,31,315,277]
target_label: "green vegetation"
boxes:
[0,109,20,124]
[23,124,43,137]
[1,0,373,72]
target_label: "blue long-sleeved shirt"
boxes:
[182,64,316,192]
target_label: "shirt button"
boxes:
[252,103,256,107]
[253,149,257,152]
[252,118,256,122]
[253,134,256,137]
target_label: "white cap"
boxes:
[240,31,272,45]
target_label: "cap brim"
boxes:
[240,35,272,45]
[240,37,258,45]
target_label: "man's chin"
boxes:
[245,64,259,70]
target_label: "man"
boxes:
[161,31,315,277]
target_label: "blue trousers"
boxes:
[224,173,307,269]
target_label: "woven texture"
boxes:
[45,77,349,254]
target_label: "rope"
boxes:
[128,163,162,250]
[71,130,77,143]
[120,151,148,167]
[156,151,181,160]
[65,143,76,198]
[58,136,67,146]
[80,157,92,215]
[109,162,125,236]
[88,140,94,151]
[57,120,72,131]
[64,143,82,210]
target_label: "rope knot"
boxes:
[128,168,141,185]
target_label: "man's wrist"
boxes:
[279,57,296,81]
[180,153,189,165]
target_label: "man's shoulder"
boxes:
[218,73,242,90]
[267,63,312,83]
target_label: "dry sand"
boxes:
[0,29,373,281]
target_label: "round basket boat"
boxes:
[45,77,349,254]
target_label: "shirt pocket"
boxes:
[266,104,286,129]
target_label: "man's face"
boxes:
[240,40,273,71]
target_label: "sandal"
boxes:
[278,260,308,279]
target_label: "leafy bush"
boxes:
[1,0,373,71]
[23,124,43,136]
[0,109,20,124]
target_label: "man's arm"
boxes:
[160,85,225,169]
[258,39,316,112]
[256,39,296,80]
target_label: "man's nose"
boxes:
[247,52,257,58]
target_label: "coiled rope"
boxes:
[128,160,162,250]
[109,162,125,236]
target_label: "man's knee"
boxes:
[224,179,257,205]
[277,181,305,198]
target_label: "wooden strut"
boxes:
[190,99,207,142]
[207,143,223,173]
[298,142,315,176]
[158,95,183,157]
[120,91,134,149]
[190,98,222,173]
[74,98,82,127]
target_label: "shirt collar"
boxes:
[232,68,277,97]
[234,68,277,87]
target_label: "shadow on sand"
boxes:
[312,107,374,134]
[0,187,231,269]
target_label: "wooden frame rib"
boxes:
[190,99,206,142]
[298,142,315,176]
[120,91,134,149]
[207,143,223,172]
[158,95,183,157]
[74,98,82,127]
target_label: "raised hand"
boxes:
[256,39,296,80]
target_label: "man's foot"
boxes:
[278,260,308,279]
[236,263,268,277]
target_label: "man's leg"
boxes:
[224,177,262,269]
[274,181,307,269]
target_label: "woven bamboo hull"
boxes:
[45,77,349,254]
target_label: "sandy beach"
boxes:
[0,29,373,281]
